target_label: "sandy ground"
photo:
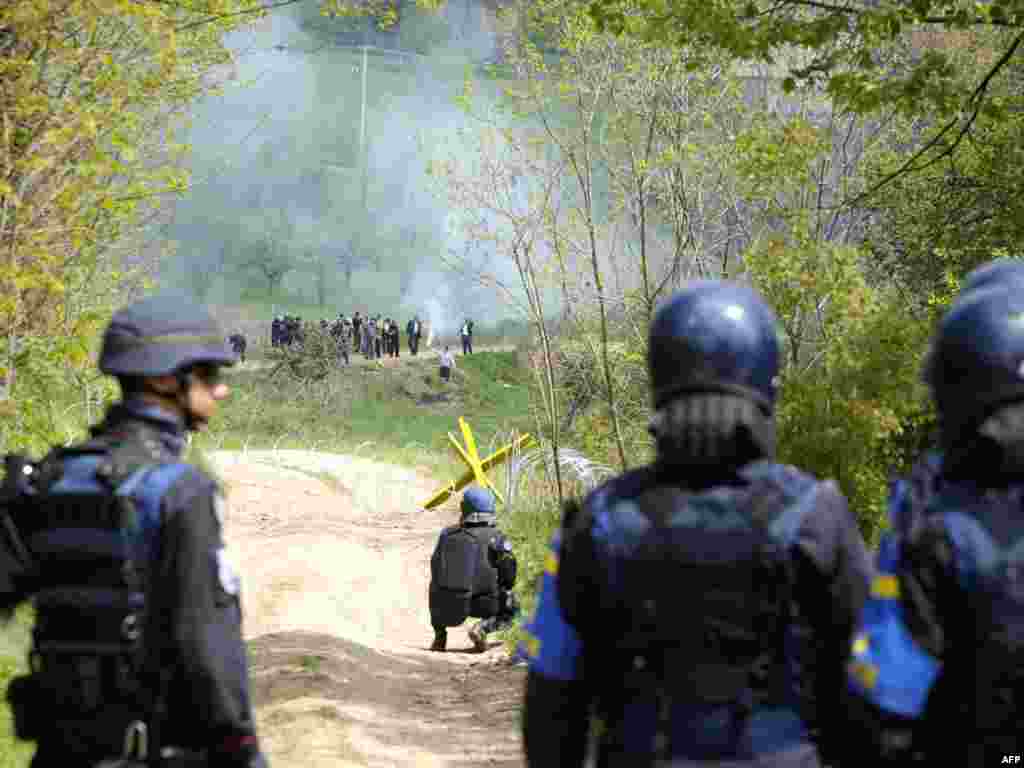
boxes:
[208,450,527,768]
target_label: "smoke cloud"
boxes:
[161,0,530,334]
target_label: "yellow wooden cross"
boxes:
[422,416,535,510]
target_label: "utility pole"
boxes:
[292,33,421,274]
[358,44,374,268]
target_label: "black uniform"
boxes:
[228,334,247,363]
[521,281,872,768]
[5,400,261,767]
[522,462,871,768]
[429,522,518,638]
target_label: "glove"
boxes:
[209,734,269,768]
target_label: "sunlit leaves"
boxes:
[588,0,1024,140]
[746,235,929,541]
[0,0,260,446]
[320,0,442,30]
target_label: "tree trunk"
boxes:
[519,243,564,507]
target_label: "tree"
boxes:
[590,0,1024,113]
[435,119,570,504]
[233,209,295,298]
[864,112,1024,302]
[0,0,265,450]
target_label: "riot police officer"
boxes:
[843,266,1024,766]
[1,294,268,768]
[521,280,871,767]
[429,485,519,653]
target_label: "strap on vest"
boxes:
[19,437,181,761]
[587,471,804,759]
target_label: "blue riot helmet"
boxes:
[99,293,237,377]
[648,280,781,412]
[460,485,497,525]
[925,285,1024,442]
[961,257,1024,296]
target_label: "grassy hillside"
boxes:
[196,347,536,483]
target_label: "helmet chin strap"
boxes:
[174,371,203,432]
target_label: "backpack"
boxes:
[847,463,1024,756]
[1,441,190,757]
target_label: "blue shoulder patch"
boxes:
[116,462,192,564]
[847,531,941,717]
[519,532,583,681]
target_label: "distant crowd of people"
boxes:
[266,312,475,366]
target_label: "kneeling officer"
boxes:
[0,295,268,767]
[429,486,519,653]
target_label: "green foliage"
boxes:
[0,332,118,456]
[196,350,534,476]
[551,319,652,468]
[497,477,563,651]
[1,0,258,340]
[589,0,1024,119]
[746,237,931,544]
[865,114,1024,300]
[0,607,34,768]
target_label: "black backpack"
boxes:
[1,441,188,761]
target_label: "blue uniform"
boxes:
[12,399,260,767]
[844,445,1024,765]
[521,462,871,768]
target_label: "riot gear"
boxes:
[647,280,781,412]
[460,485,497,526]
[429,486,518,653]
[961,256,1024,295]
[99,294,236,378]
[924,285,1024,444]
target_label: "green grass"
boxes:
[0,608,35,767]
[195,349,536,480]
[495,478,564,653]
[299,654,325,674]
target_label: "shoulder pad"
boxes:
[583,467,657,517]
[741,459,818,499]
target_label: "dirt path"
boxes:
[208,450,526,768]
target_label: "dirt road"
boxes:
[208,450,527,768]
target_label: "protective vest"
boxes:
[429,524,501,627]
[563,461,819,762]
[4,440,189,758]
[847,470,1024,756]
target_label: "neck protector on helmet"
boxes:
[649,393,775,473]
[944,400,1024,482]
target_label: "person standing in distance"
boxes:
[2,294,269,768]
[439,346,456,383]
[521,280,871,767]
[460,319,473,355]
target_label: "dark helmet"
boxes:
[99,294,237,377]
[925,285,1024,438]
[961,257,1024,296]
[648,280,781,411]
[460,484,497,525]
